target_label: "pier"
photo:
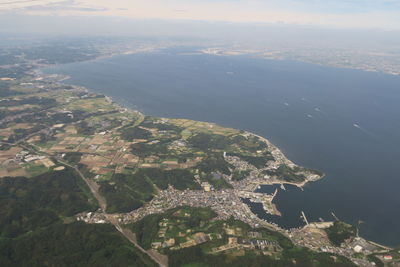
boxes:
[272,188,278,199]
[301,211,309,225]
[331,212,339,221]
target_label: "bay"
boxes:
[43,49,400,246]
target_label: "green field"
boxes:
[127,207,356,267]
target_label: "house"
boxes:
[151,242,162,249]
[383,255,393,261]
[353,245,363,253]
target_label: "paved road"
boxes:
[13,141,168,267]
[107,214,168,267]
[59,160,108,211]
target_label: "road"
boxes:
[12,140,168,267]
[67,161,168,267]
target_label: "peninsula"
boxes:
[0,42,396,267]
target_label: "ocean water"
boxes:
[44,49,400,247]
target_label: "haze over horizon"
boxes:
[0,0,400,31]
[1,0,400,266]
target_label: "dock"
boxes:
[301,211,309,225]
[272,188,278,199]
[331,212,339,221]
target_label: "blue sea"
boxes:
[44,48,400,247]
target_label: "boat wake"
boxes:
[314,107,327,115]
[353,123,377,139]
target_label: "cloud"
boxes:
[0,0,42,5]
[1,0,399,30]
[0,0,64,8]
[174,9,188,13]
[274,0,400,14]
[23,1,107,12]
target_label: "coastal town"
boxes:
[1,41,399,267]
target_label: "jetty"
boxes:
[331,212,339,221]
[301,211,309,225]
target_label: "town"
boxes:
[1,40,399,267]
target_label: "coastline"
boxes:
[39,69,318,185]
[38,66,324,220]
[39,63,325,218]
[249,132,325,188]
[36,52,398,250]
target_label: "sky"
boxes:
[0,0,400,30]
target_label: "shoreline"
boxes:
[39,64,324,217]
[38,69,321,187]
[249,132,325,188]
[39,67,324,219]
[34,52,396,250]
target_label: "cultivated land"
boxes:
[0,41,397,267]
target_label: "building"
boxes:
[201,182,211,192]
[353,245,363,253]
[383,255,393,261]
[151,242,162,249]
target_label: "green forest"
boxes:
[0,169,156,266]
